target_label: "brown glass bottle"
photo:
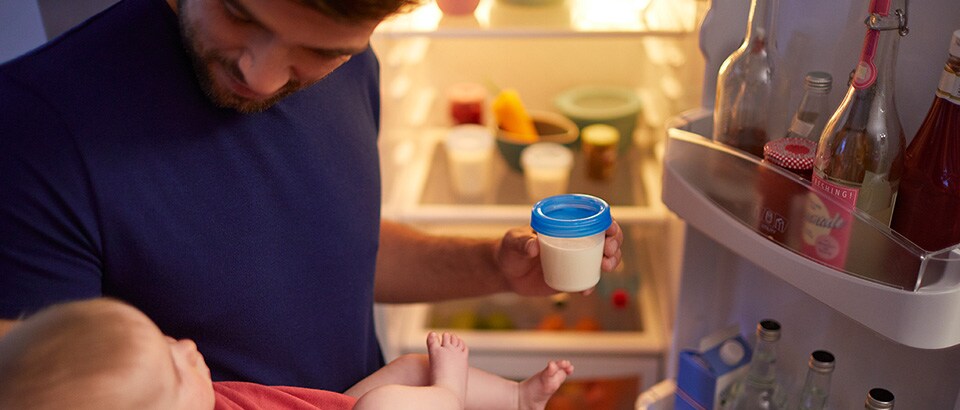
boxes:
[890,30,960,251]
[712,0,779,158]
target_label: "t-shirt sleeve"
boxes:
[213,381,358,410]
[0,72,104,318]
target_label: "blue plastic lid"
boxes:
[531,194,612,238]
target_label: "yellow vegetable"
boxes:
[492,88,538,142]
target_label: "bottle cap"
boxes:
[531,194,612,238]
[950,29,960,59]
[804,71,833,91]
[809,350,836,373]
[757,319,781,342]
[866,388,895,409]
[763,137,816,172]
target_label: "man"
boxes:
[0,0,623,393]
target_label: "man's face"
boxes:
[173,0,380,113]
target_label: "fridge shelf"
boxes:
[381,127,669,226]
[383,228,668,385]
[661,109,960,349]
[374,0,698,39]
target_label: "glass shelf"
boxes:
[374,0,699,38]
[382,127,668,225]
[662,109,960,349]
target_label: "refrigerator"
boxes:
[371,1,703,408]
[373,0,960,408]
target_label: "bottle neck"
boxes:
[799,368,833,402]
[746,337,779,382]
[851,0,905,92]
[743,0,777,52]
[936,55,960,103]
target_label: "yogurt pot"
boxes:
[520,142,574,203]
[444,124,495,200]
[531,194,612,292]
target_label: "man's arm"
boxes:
[373,219,622,303]
[374,221,515,303]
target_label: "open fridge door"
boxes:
[652,0,960,408]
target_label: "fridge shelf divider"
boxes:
[661,109,960,349]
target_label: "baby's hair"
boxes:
[0,298,165,410]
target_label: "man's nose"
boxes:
[237,38,291,96]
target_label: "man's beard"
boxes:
[177,4,303,113]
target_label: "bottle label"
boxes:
[937,69,960,105]
[803,175,858,269]
[853,0,892,89]
[787,117,815,138]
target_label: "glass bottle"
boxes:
[864,388,895,409]
[890,29,960,251]
[813,0,907,225]
[789,350,835,410]
[724,319,786,410]
[713,0,779,157]
[803,0,908,269]
[784,72,834,144]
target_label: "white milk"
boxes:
[538,232,605,292]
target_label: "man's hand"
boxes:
[494,220,624,296]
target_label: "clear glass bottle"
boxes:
[864,388,895,409]
[713,0,779,157]
[785,72,833,144]
[890,29,960,251]
[789,350,835,410]
[724,319,787,410]
[803,0,908,269]
[812,0,908,226]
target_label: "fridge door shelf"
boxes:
[662,109,960,350]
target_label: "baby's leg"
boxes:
[427,331,469,405]
[462,360,573,410]
[518,360,573,410]
[351,332,469,410]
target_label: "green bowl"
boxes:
[554,86,642,153]
[496,110,579,172]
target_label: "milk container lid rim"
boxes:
[531,194,612,238]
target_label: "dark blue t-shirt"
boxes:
[0,0,384,392]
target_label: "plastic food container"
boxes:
[531,194,612,292]
[554,86,642,152]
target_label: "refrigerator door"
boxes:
[662,0,960,408]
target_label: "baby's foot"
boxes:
[427,332,469,406]
[518,360,574,410]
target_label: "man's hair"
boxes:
[297,0,423,22]
[0,299,164,410]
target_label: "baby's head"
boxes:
[0,298,214,410]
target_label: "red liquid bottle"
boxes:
[891,30,960,251]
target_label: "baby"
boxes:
[0,298,573,410]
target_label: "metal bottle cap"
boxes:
[808,350,836,373]
[757,319,781,342]
[865,388,895,409]
[804,71,833,91]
